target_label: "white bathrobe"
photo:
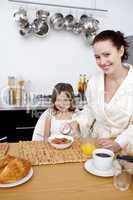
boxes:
[77,64,133,148]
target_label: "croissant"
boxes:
[0,157,31,183]
[0,155,14,169]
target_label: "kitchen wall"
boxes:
[0,0,133,95]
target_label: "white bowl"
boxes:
[48,134,74,149]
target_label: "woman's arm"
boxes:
[70,121,80,138]
[97,125,133,153]
[97,117,133,153]
[115,124,133,148]
[75,80,96,137]
[120,143,133,174]
[74,105,95,138]
[97,138,121,153]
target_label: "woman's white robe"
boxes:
[77,64,133,148]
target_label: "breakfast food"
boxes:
[0,155,14,169]
[0,143,9,159]
[52,137,71,144]
[80,143,96,155]
[0,155,31,184]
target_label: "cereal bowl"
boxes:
[48,134,74,149]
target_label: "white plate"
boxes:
[48,134,74,149]
[84,159,120,177]
[0,168,33,188]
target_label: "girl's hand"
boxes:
[44,118,51,141]
[98,138,121,153]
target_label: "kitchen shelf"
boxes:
[8,0,108,12]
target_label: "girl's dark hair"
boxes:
[51,82,76,112]
[92,30,129,61]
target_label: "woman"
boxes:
[77,30,133,152]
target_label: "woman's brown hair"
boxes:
[92,30,129,61]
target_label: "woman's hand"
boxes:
[120,160,133,174]
[120,143,133,174]
[98,138,121,153]
[70,121,80,138]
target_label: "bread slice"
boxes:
[0,158,31,183]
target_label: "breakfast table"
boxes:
[0,142,133,200]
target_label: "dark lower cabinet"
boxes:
[0,108,45,142]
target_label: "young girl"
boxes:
[32,83,80,141]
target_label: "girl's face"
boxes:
[93,40,124,74]
[55,91,71,112]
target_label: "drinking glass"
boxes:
[80,135,96,156]
[113,168,132,191]
[125,142,133,155]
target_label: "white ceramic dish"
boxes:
[48,134,74,149]
[84,159,120,177]
[0,168,33,188]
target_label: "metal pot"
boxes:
[32,18,49,37]
[19,24,32,36]
[36,9,50,21]
[13,7,27,22]
[85,31,96,45]
[14,7,32,36]
[50,13,64,30]
[82,16,99,33]
[80,14,89,25]
[64,14,75,31]
[92,19,100,31]
[72,21,83,34]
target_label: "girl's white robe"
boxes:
[77,64,133,148]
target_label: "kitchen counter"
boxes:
[0,95,86,111]
[0,105,48,111]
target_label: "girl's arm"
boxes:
[32,109,49,141]
[44,118,51,141]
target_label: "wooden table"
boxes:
[0,143,133,200]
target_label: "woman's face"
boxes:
[55,91,71,112]
[93,40,124,74]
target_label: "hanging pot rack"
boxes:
[8,0,108,12]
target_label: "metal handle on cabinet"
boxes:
[16,126,34,130]
[0,136,8,141]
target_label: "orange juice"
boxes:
[80,143,96,155]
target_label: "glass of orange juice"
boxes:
[80,136,96,156]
